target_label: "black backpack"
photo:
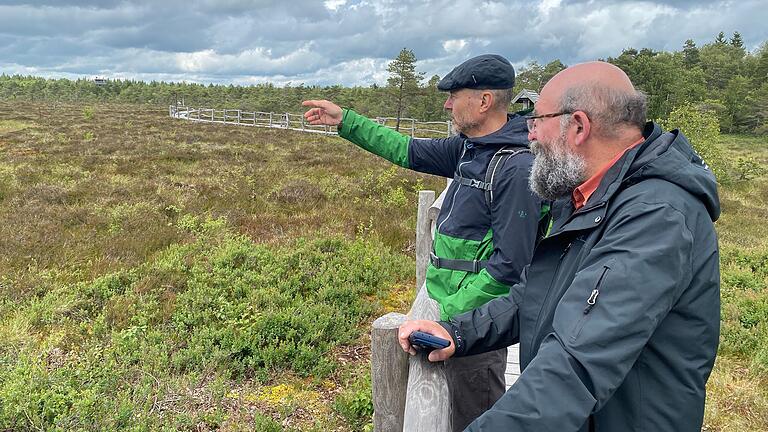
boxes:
[430,146,552,273]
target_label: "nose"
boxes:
[528,129,537,142]
[443,96,452,110]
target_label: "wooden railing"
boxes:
[374,117,453,138]
[169,105,338,135]
[371,186,452,432]
[169,105,453,139]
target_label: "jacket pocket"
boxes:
[570,260,613,342]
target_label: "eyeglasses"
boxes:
[525,111,573,132]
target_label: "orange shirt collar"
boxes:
[573,138,645,210]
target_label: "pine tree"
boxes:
[683,39,700,67]
[731,31,744,49]
[715,31,727,45]
[730,31,747,58]
[386,48,424,132]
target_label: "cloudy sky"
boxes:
[1,0,766,87]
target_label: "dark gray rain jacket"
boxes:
[440,123,721,431]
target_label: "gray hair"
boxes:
[489,88,515,112]
[557,82,647,137]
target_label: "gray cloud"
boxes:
[0,0,766,86]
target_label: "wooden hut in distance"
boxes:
[512,89,539,110]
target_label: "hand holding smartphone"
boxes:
[408,330,451,352]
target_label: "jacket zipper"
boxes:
[584,264,609,314]
[570,264,611,342]
[437,142,470,234]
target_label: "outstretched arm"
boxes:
[302,100,461,176]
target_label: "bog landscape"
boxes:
[1,35,768,431]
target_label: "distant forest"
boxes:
[2,32,767,135]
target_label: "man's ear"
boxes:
[479,91,493,113]
[570,111,591,146]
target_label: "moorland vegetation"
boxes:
[0,31,767,431]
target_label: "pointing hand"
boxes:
[302,100,343,126]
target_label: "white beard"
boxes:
[528,133,588,201]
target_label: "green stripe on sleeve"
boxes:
[339,109,410,168]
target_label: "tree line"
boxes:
[1,31,766,135]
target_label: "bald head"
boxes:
[544,62,635,96]
[542,61,647,138]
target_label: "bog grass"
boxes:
[0,101,442,430]
[703,134,768,432]
[1,101,767,430]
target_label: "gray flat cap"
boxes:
[437,54,516,91]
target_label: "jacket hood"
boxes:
[463,114,530,148]
[623,122,721,221]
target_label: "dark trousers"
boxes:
[445,347,507,432]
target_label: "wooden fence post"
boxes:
[371,312,409,432]
[416,190,435,290]
[402,284,451,432]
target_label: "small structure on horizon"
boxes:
[512,89,539,110]
[94,77,107,86]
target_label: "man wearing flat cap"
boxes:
[304,54,545,431]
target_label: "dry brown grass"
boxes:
[704,356,768,431]
[0,101,441,301]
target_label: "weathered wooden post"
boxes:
[371,312,409,432]
[401,185,452,431]
[416,190,435,290]
[402,283,451,432]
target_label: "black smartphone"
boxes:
[408,330,451,351]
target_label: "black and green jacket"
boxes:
[339,109,542,320]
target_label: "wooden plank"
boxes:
[371,312,409,432]
[505,343,521,390]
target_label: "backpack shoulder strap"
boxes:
[484,145,530,207]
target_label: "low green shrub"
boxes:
[661,104,728,182]
[0,215,410,429]
[333,371,374,431]
[719,247,768,375]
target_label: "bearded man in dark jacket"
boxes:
[399,61,721,432]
